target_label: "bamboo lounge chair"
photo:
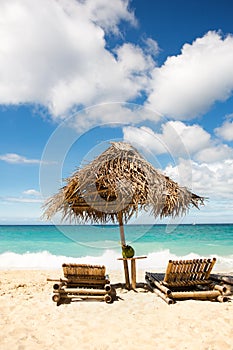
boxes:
[48,264,113,305]
[145,258,229,304]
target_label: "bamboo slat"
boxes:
[104,284,111,292]
[62,295,106,300]
[169,290,221,300]
[104,294,112,304]
[53,293,112,303]
[205,258,217,279]
[52,294,60,303]
[210,274,233,286]
[62,264,105,277]
[163,279,212,287]
[163,258,216,287]
[153,280,171,295]
[145,276,174,304]
[53,283,61,290]
[222,276,233,286]
[60,288,107,295]
[61,278,109,285]
[47,278,68,282]
[217,295,229,303]
[152,286,174,305]
[213,284,227,293]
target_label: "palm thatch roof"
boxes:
[42,141,204,224]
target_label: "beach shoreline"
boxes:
[0,269,232,350]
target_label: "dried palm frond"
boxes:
[42,142,205,223]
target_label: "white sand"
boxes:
[0,269,233,350]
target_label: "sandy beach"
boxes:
[0,269,233,350]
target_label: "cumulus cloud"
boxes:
[115,43,154,74]
[3,1,233,131]
[161,121,211,155]
[123,121,211,157]
[164,159,233,199]
[84,0,137,34]
[123,121,233,195]
[195,144,233,163]
[146,31,233,119]
[0,0,154,117]
[123,125,233,200]
[123,125,166,154]
[67,103,161,132]
[215,118,233,141]
[142,37,160,57]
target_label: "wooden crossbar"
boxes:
[62,278,109,284]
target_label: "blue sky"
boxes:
[1,0,233,224]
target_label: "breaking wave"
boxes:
[0,249,232,272]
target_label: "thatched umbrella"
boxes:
[43,141,205,287]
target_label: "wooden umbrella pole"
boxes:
[118,211,130,290]
[118,211,126,246]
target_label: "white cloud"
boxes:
[4,197,43,203]
[123,121,211,157]
[215,118,233,141]
[142,37,160,57]
[0,0,154,117]
[69,103,162,132]
[0,153,41,164]
[164,159,233,200]
[146,31,233,119]
[115,43,154,74]
[23,189,41,196]
[84,0,137,34]
[161,121,211,155]
[123,125,167,154]
[0,153,57,164]
[123,123,233,200]
[0,189,42,206]
[195,144,233,163]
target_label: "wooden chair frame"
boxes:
[48,264,113,305]
[146,258,228,304]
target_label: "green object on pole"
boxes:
[122,245,135,258]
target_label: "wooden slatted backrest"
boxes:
[163,258,216,287]
[62,263,106,279]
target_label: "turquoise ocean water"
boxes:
[0,224,232,272]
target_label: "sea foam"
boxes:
[0,249,232,272]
